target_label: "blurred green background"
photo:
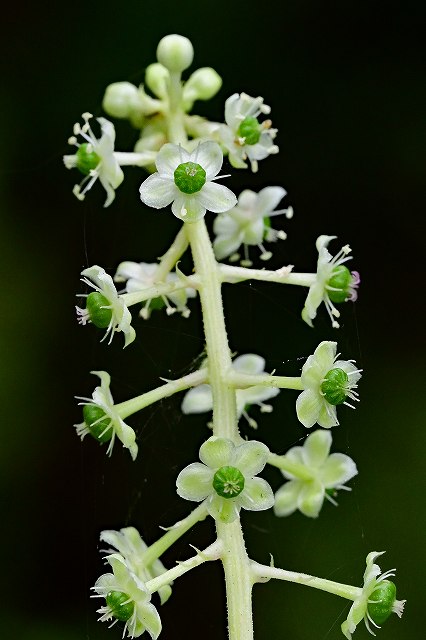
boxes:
[1,1,424,638]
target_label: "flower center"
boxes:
[213,466,245,499]
[320,368,349,405]
[367,580,397,626]
[76,143,100,175]
[327,265,355,303]
[173,161,206,194]
[237,116,261,145]
[106,591,134,622]
[83,405,113,442]
[86,291,113,329]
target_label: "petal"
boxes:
[317,402,339,428]
[176,462,213,501]
[139,174,176,209]
[233,353,265,375]
[255,186,286,215]
[213,233,243,260]
[206,493,240,523]
[200,437,234,468]
[197,182,237,213]
[181,384,213,414]
[232,440,270,476]
[192,141,223,180]
[240,385,279,407]
[155,143,185,177]
[321,453,358,486]
[115,418,138,460]
[135,601,162,640]
[296,388,323,428]
[171,193,206,222]
[302,429,332,468]
[335,359,362,384]
[302,282,324,326]
[238,477,274,511]
[274,480,302,517]
[213,211,240,236]
[297,480,325,518]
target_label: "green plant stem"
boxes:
[154,226,189,281]
[220,264,316,287]
[115,368,208,419]
[226,371,303,391]
[268,453,314,481]
[114,151,157,166]
[167,71,187,144]
[140,503,209,566]
[121,274,199,308]
[251,562,361,601]
[186,219,254,640]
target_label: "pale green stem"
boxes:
[115,368,208,420]
[114,151,157,166]
[186,219,254,640]
[268,453,314,481]
[121,275,199,307]
[145,539,223,595]
[154,226,190,282]
[226,371,303,391]
[167,71,187,144]
[140,503,209,566]
[220,264,316,288]
[251,561,361,601]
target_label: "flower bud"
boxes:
[183,67,222,105]
[156,34,194,73]
[145,63,169,99]
[102,82,139,119]
[85,291,113,329]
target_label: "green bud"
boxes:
[237,117,261,145]
[106,591,134,622]
[327,265,352,303]
[213,466,245,499]
[320,368,348,405]
[367,580,397,625]
[76,143,100,176]
[174,162,206,194]
[86,292,112,329]
[83,405,112,443]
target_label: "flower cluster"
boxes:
[274,430,357,518]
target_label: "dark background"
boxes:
[1,1,424,638]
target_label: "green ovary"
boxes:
[86,292,113,329]
[367,581,397,625]
[174,162,206,194]
[213,466,245,499]
[327,265,352,303]
[320,368,348,405]
[83,405,113,443]
[106,591,134,622]
[237,116,261,145]
[76,143,100,175]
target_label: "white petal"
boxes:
[238,477,274,511]
[192,141,223,180]
[172,193,206,222]
[199,437,234,468]
[176,462,213,501]
[213,211,240,236]
[213,233,243,261]
[197,182,237,213]
[233,353,265,375]
[302,430,332,468]
[296,388,323,428]
[321,453,358,486]
[334,360,362,384]
[139,174,176,209]
[255,186,286,215]
[317,402,339,429]
[155,143,185,177]
[274,480,302,517]
[232,440,269,476]
[297,480,325,518]
[181,384,213,414]
[206,493,240,523]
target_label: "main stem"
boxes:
[186,219,254,640]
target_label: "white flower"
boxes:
[296,341,362,429]
[217,93,278,172]
[213,186,292,265]
[92,553,161,639]
[181,353,280,428]
[139,141,237,222]
[176,436,274,523]
[302,235,360,328]
[100,527,172,604]
[76,265,136,347]
[63,112,124,207]
[114,261,196,319]
[75,370,138,460]
[341,552,406,639]
[274,430,357,518]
